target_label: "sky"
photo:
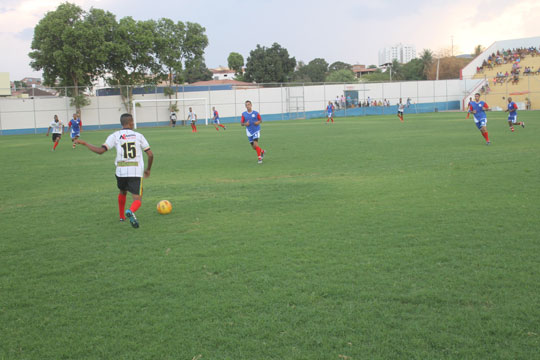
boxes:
[1,0,539,81]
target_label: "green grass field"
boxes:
[1,112,539,359]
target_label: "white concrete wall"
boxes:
[0,79,467,133]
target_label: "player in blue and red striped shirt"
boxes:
[68,113,82,149]
[468,93,491,145]
[466,97,472,119]
[326,101,334,123]
[241,100,265,164]
[212,107,226,131]
[505,97,525,132]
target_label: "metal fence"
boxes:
[1,77,536,135]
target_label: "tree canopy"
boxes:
[227,52,244,75]
[293,58,328,82]
[184,58,213,83]
[29,3,116,102]
[326,69,356,83]
[328,61,352,72]
[30,2,210,112]
[244,43,296,83]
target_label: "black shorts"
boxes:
[116,176,143,195]
[52,133,61,142]
[171,119,176,124]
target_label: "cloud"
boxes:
[1,0,539,80]
[0,32,41,80]
[14,27,34,41]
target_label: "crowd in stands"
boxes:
[333,96,412,108]
[476,46,540,86]
[480,83,491,94]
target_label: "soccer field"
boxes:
[1,112,539,359]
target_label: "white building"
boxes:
[379,43,416,65]
[210,66,236,81]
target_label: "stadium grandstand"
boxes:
[461,36,540,110]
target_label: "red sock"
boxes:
[466,113,470,119]
[215,127,219,131]
[118,194,127,219]
[255,146,262,157]
[219,124,225,128]
[194,125,197,132]
[53,141,59,150]
[331,118,334,123]
[129,199,142,213]
[482,132,490,142]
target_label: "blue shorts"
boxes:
[213,119,220,124]
[71,131,80,139]
[247,130,260,143]
[474,118,487,129]
[508,114,517,123]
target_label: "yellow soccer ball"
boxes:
[157,200,172,215]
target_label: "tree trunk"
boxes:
[72,75,80,113]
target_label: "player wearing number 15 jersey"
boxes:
[75,113,154,228]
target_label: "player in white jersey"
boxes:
[75,113,154,228]
[170,111,177,127]
[188,107,198,133]
[397,98,405,122]
[46,115,64,151]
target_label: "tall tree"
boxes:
[326,69,356,83]
[154,19,209,105]
[154,18,185,111]
[474,45,485,57]
[155,18,185,86]
[401,58,424,80]
[360,70,390,82]
[291,61,309,82]
[227,52,244,76]
[29,3,115,111]
[244,43,296,83]
[184,58,213,83]
[182,22,208,63]
[292,58,328,82]
[179,22,210,83]
[419,49,434,80]
[301,58,328,82]
[328,61,352,72]
[106,17,160,112]
[389,59,404,81]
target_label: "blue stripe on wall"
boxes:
[1,101,461,135]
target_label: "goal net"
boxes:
[132,98,209,128]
